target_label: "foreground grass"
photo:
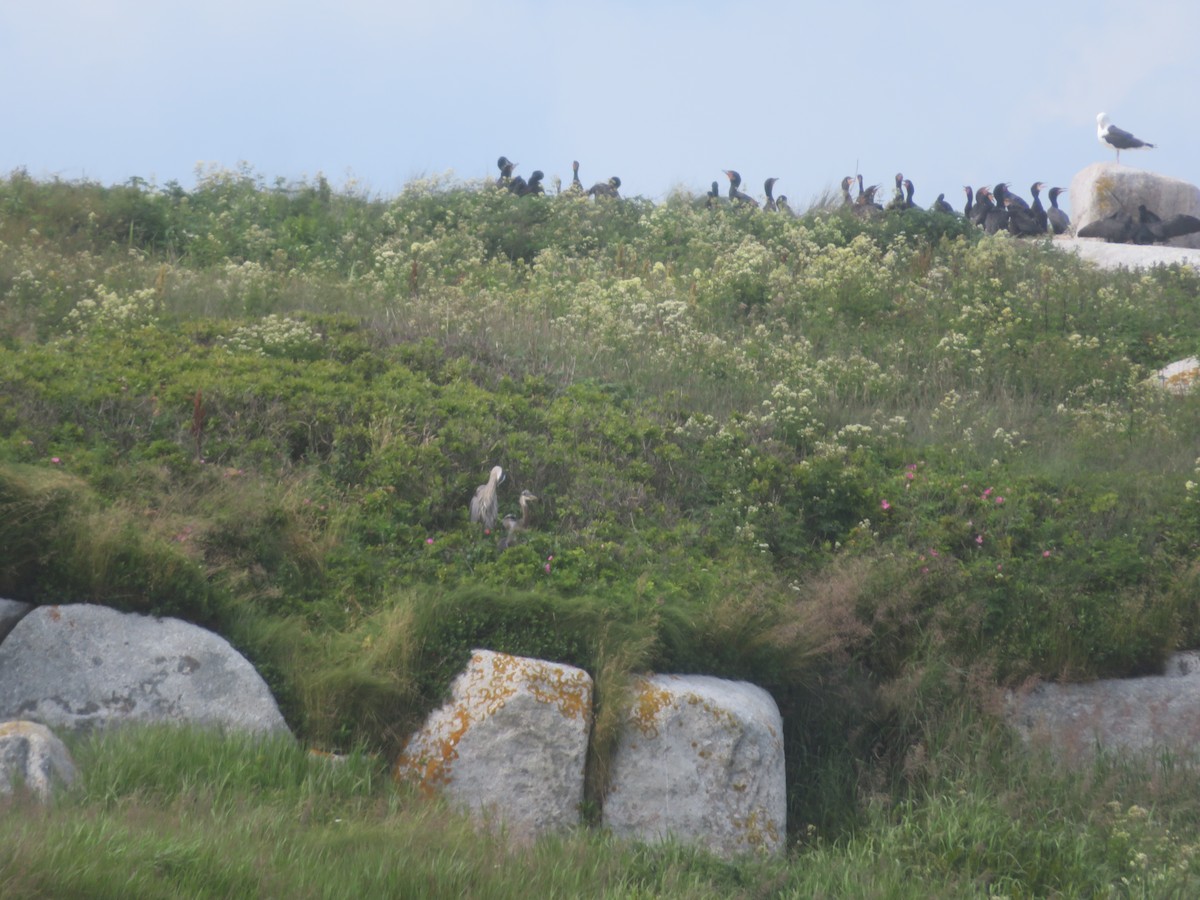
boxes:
[3,725,1199,898]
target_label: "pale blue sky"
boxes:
[4,1,1198,210]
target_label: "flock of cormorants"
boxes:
[497,107,1200,246]
[713,168,1077,239]
[496,156,620,199]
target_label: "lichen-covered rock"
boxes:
[1009,651,1200,760]
[1153,357,1200,395]
[1070,163,1200,248]
[0,598,32,643]
[0,604,290,736]
[395,649,592,840]
[0,720,77,800]
[602,674,786,858]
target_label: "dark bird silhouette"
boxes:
[1139,205,1200,243]
[1078,210,1136,243]
[964,186,977,222]
[1029,182,1049,233]
[470,465,505,531]
[840,176,855,206]
[498,490,539,551]
[567,160,584,194]
[777,194,796,216]
[1004,195,1045,237]
[885,172,905,210]
[977,187,1008,234]
[518,170,545,196]
[1097,112,1155,163]
[932,192,956,215]
[853,181,883,217]
[724,170,759,207]
[900,179,919,210]
[706,180,722,209]
[587,176,621,199]
[994,183,1029,213]
[497,156,518,189]
[763,177,779,212]
[1047,187,1070,234]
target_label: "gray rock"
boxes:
[0,604,290,736]
[602,674,786,859]
[0,720,77,800]
[1054,236,1200,270]
[395,649,593,841]
[0,598,32,643]
[1070,163,1200,249]
[1009,651,1200,761]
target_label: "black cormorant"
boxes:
[1047,187,1070,235]
[885,172,905,210]
[1029,182,1049,233]
[840,176,855,206]
[724,170,759,207]
[497,156,518,189]
[763,177,779,212]
[933,192,956,215]
[587,176,621,199]
[567,160,584,194]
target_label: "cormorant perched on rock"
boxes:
[706,181,721,209]
[1097,112,1155,163]
[840,176,855,207]
[1138,206,1200,243]
[933,192,956,215]
[1078,205,1200,245]
[885,172,905,210]
[1004,195,1044,236]
[723,170,759,207]
[587,176,621,199]
[853,182,883,217]
[566,160,584,194]
[763,177,779,212]
[993,183,1028,213]
[497,156,518,189]
[976,187,1008,234]
[1047,187,1070,235]
[1029,182,1049,233]
[518,170,545,196]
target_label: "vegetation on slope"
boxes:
[4,165,1200,894]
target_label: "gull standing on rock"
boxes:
[1097,113,1155,163]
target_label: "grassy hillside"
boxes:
[3,166,1200,895]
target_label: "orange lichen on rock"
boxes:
[630,680,674,737]
[394,650,594,793]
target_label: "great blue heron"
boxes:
[470,465,505,531]
[498,490,538,551]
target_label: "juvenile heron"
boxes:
[498,490,539,551]
[470,465,505,531]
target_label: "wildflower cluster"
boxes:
[64,287,160,335]
[221,314,323,359]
